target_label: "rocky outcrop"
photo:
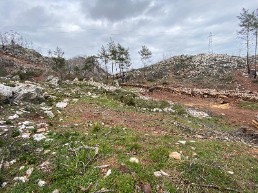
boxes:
[127,54,246,89]
[0,83,45,104]
[121,83,258,102]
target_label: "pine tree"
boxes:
[237,8,254,74]
[138,45,152,78]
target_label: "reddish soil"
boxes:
[63,103,170,135]
[233,70,258,91]
[144,90,258,129]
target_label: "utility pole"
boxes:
[208,32,214,54]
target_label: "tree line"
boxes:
[237,8,258,78]
[0,31,153,82]
[98,38,152,81]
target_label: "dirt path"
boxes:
[143,90,258,129]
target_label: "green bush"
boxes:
[16,69,43,80]
[11,129,20,138]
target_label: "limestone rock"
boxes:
[129,157,139,164]
[169,152,181,160]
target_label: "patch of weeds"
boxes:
[149,147,169,169]
[105,89,170,109]
[19,153,37,164]
[114,173,135,193]
[135,98,170,109]
[239,101,258,110]
[11,129,20,138]
[179,161,238,189]
[173,104,187,115]
[0,139,5,147]
[92,123,102,133]
[16,69,43,81]
[0,172,4,185]
[5,120,12,125]
[126,143,141,152]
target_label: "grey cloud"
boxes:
[18,6,52,28]
[1,0,257,69]
[82,0,151,22]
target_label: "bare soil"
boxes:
[143,90,258,129]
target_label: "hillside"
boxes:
[127,54,248,90]
[0,78,257,192]
[0,45,108,81]
[0,46,258,192]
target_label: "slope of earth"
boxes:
[0,79,257,192]
[0,45,108,82]
[0,45,54,80]
[127,54,246,90]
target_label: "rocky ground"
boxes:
[127,54,251,90]
[0,77,257,192]
[0,46,258,192]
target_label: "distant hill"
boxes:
[0,45,108,81]
[0,44,51,79]
[127,54,247,90]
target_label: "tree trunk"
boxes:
[247,31,250,74]
[254,30,258,79]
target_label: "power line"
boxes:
[208,32,214,54]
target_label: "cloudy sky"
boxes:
[0,0,257,69]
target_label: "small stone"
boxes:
[21,133,31,139]
[26,167,34,177]
[192,152,198,157]
[178,140,186,145]
[227,171,234,175]
[129,157,139,164]
[140,182,152,193]
[36,122,48,128]
[33,134,46,141]
[19,166,25,170]
[37,128,48,133]
[13,176,28,183]
[160,170,170,177]
[169,152,181,160]
[154,170,170,177]
[52,189,60,193]
[38,180,46,187]
[8,114,19,120]
[104,169,112,178]
[9,159,16,165]
[56,101,68,109]
[40,161,51,172]
[154,171,162,177]
[1,182,7,187]
[44,111,55,118]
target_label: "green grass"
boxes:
[239,101,258,110]
[1,81,257,193]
